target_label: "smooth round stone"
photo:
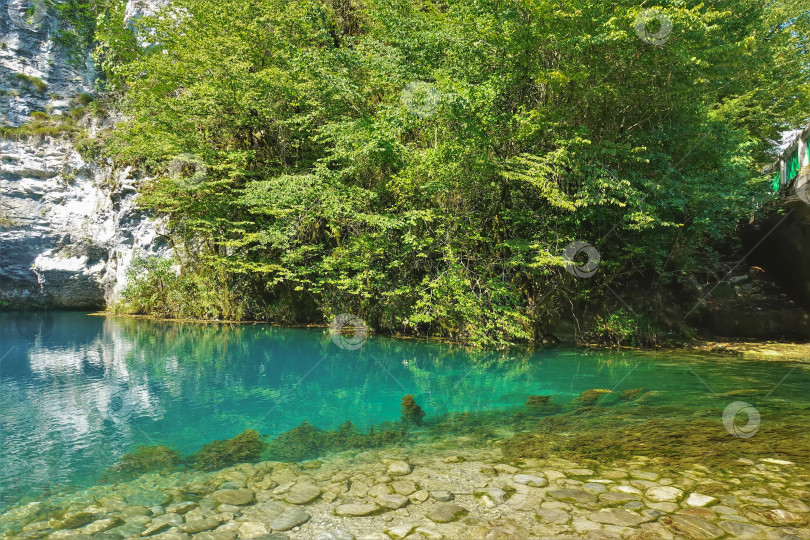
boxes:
[547,489,598,504]
[335,503,380,517]
[121,506,151,519]
[426,504,468,523]
[685,493,717,507]
[565,468,594,477]
[284,484,322,505]
[600,493,640,506]
[583,482,607,494]
[179,518,219,534]
[430,490,454,502]
[534,507,571,524]
[387,461,412,476]
[166,502,197,515]
[645,486,684,502]
[588,508,649,527]
[661,515,725,539]
[125,491,170,508]
[743,506,807,526]
[602,470,628,480]
[473,488,507,505]
[376,494,409,509]
[269,508,311,531]
[494,464,519,474]
[409,490,429,504]
[212,489,254,506]
[236,522,268,539]
[623,501,644,510]
[368,484,392,497]
[83,518,122,534]
[52,511,95,529]
[781,498,810,513]
[195,532,238,540]
[713,505,739,515]
[316,531,354,540]
[614,485,642,495]
[513,474,547,488]
[718,520,762,537]
[384,524,415,540]
[391,480,418,496]
[630,471,660,481]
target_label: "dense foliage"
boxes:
[94,0,809,346]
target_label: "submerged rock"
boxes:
[547,489,598,505]
[426,504,468,523]
[334,503,380,517]
[269,508,311,531]
[212,488,255,506]
[387,461,412,476]
[284,483,321,505]
[661,514,724,539]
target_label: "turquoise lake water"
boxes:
[1,312,809,510]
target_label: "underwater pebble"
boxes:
[269,508,311,531]
[212,489,254,506]
[384,524,415,540]
[376,493,410,509]
[335,503,380,516]
[600,493,640,506]
[166,502,197,515]
[685,493,718,507]
[630,471,660,481]
[236,521,268,539]
[387,461,412,476]
[588,508,650,527]
[513,474,547,487]
[548,489,598,504]
[430,490,454,502]
[584,482,608,494]
[315,530,354,540]
[284,483,322,505]
[426,504,468,523]
[534,507,571,524]
[661,514,725,539]
[645,486,684,502]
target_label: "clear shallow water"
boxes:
[0,312,809,509]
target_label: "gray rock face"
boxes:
[0,0,172,310]
[0,137,169,308]
[0,0,95,127]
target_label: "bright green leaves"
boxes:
[101,0,809,345]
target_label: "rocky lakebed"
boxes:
[1,441,808,540]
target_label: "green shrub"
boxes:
[112,445,182,474]
[11,73,48,94]
[189,429,265,471]
[0,111,78,141]
[68,106,87,121]
[75,93,95,105]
